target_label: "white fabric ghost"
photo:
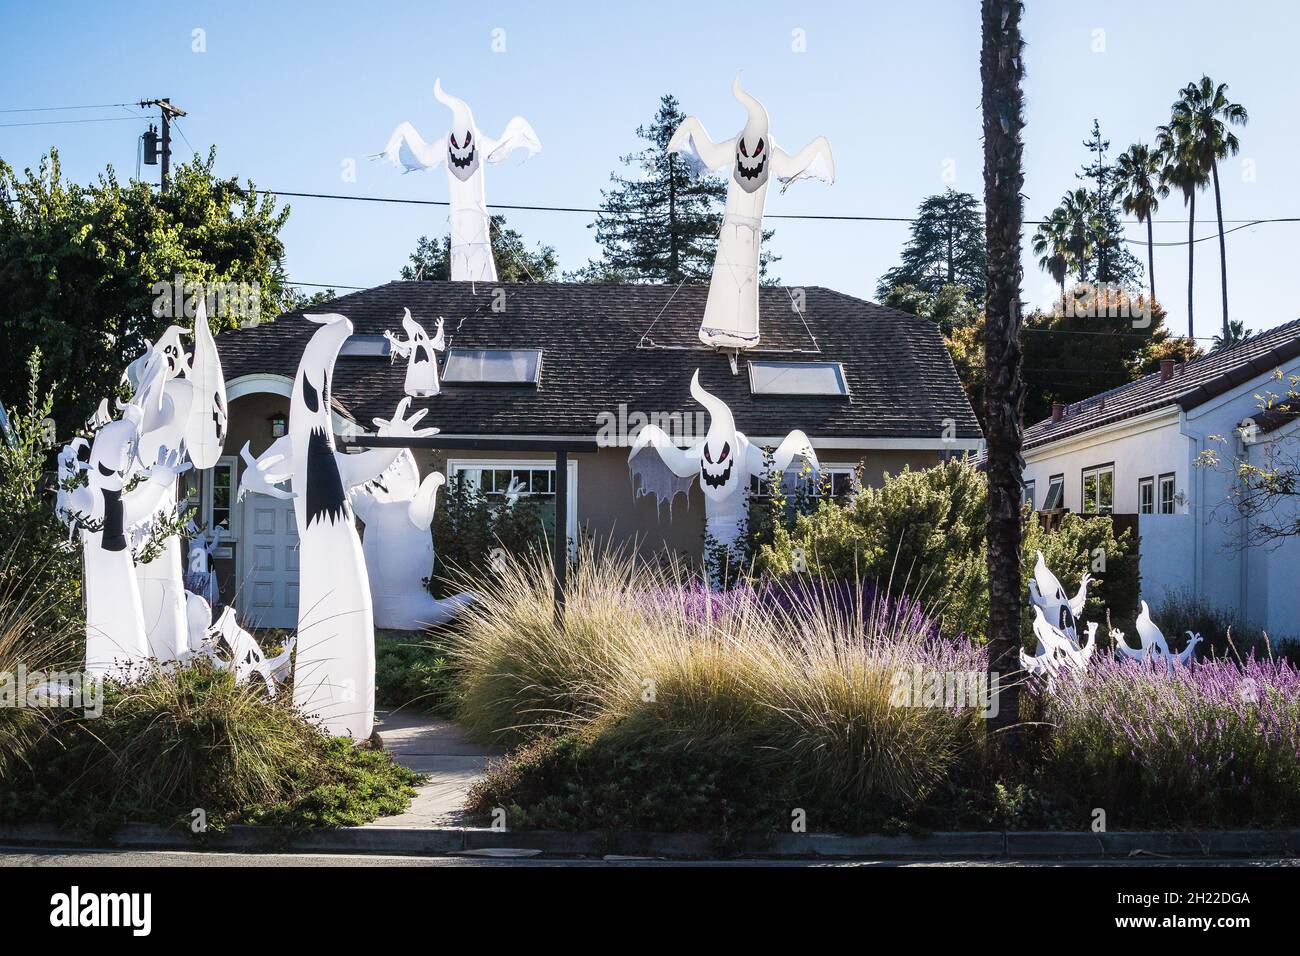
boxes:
[376,79,542,282]
[1112,601,1203,672]
[668,73,834,349]
[1026,550,1092,641]
[385,310,446,398]
[185,298,229,469]
[185,524,224,608]
[629,370,817,586]
[239,315,436,739]
[351,449,476,630]
[1020,606,1097,689]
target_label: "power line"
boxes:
[0,102,136,114]
[0,115,146,129]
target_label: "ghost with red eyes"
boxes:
[629,370,818,586]
[376,78,541,283]
[668,73,835,350]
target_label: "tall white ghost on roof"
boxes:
[376,79,542,283]
[669,73,834,350]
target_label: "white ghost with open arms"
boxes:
[1026,550,1092,641]
[668,73,833,349]
[629,370,818,585]
[238,314,436,739]
[1112,600,1203,672]
[376,79,541,282]
[384,310,446,398]
[350,449,476,630]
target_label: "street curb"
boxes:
[4,822,1300,859]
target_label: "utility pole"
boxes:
[138,98,186,193]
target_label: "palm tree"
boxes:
[1169,76,1248,342]
[1211,319,1253,351]
[1031,207,1071,300]
[1115,143,1168,305]
[980,0,1025,745]
[1058,188,1097,282]
[1156,121,1208,339]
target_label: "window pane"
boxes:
[1098,470,1113,514]
[748,361,848,396]
[443,348,541,384]
[1082,473,1097,515]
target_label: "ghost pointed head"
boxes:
[435,78,479,181]
[690,371,741,502]
[359,449,421,505]
[293,313,353,430]
[401,309,433,362]
[731,72,770,193]
[88,419,138,492]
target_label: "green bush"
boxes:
[753,459,1138,643]
[429,475,553,597]
[0,662,422,835]
[375,628,461,716]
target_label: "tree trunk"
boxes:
[1211,159,1229,342]
[1146,215,1156,305]
[980,0,1025,749]
[1187,189,1196,341]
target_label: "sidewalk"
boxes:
[368,710,500,828]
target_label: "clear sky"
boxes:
[2,0,1296,342]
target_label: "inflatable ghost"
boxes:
[239,314,436,740]
[185,523,224,608]
[57,356,191,678]
[629,370,817,585]
[1020,606,1097,688]
[668,73,834,349]
[183,592,293,694]
[1027,550,1092,640]
[1112,601,1203,672]
[351,449,476,629]
[376,79,542,282]
[385,310,445,398]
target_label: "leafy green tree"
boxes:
[1076,120,1142,287]
[401,215,558,282]
[880,284,985,424]
[1115,143,1168,305]
[1167,76,1248,341]
[580,94,776,283]
[0,148,292,432]
[876,189,986,299]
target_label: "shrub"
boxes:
[375,627,461,716]
[428,474,553,597]
[1152,589,1289,663]
[0,662,422,834]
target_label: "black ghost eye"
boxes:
[755,139,764,156]
[739,140,748,157]
[704,446,712,464]
[301,371,320,413]
[720,442,730,463]
[464,130,471,145]
[97,462,115,477]
[450,134,458,149]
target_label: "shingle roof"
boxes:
[1022,316,1300,451]
[218,281,981,441]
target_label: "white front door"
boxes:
[240,495,299,629]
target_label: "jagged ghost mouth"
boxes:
[701,460,734,489]
[449,147,476,169]
[736,155,766,180]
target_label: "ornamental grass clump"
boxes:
[1035,654,1300,828]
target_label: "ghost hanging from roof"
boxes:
[376,79,542,283]
[669,73,834,350]
[1112,601,1203,673]
[351,449,476,630]
[629,370,818,586]
[385,310,445,398]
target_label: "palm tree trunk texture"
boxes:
[1211,159,1229,340]
[1146,216,1156,304]
[980,0,1025,745]
[1187,189,1196,340]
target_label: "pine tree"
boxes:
[400,215,557,282]
[875,189,987,299]
[578,94,775,283]
[1076,120,1142,287]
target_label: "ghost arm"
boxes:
[667,118,736,174]
[121,452,191,527]
[629,424,700,479]
[1068,573,1093,617]
[408,472,446,531]
[771,136,835,187]
[336,397,439,488]
[237,438,294,500]
[482,117,542,164]
[375,122,446,172]
[747,430,819,482]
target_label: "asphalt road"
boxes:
[2,847,1298,866]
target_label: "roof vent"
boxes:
[1051,402,1065,423]
[1160,358,1175,383]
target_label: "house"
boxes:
[1021,316,1300,639]
[203,280,982,626]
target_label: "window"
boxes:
[339,335,391,358]
[1138,476,1154,514]
[443,348,542,385]
[1158,473,1176,514]
[448,459,577,553]
[204,456,238,536]
[1043,474,1064,510]
[1023,480,1036,510]
[1081,464,1114,516]
[748,361,848,397]
[750,463,857,499]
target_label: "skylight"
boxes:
[748,361,848,397]
[443,348,542,386]
[339,335,391,358]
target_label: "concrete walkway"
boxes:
[367,710,501,828]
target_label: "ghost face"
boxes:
[360,450,421,505]
[88,419,138,493]
[699,435,738,501]
[734,133,769,193]
[447,129,479,182]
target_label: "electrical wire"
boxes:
[0,115,146,129]
[0,102,136,114]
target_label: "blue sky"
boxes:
[1,0,1296,341]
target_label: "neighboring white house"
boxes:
[1021,317,1300,640]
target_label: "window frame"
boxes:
[1158,472,1176,515]
[1138,476,1155,515]
[746,360,850,398]
[442,347,543,386]
[446,458,578,555]
[1043,474,1065,511]
[1023,479,1036,510]
[1080,462,1115,516]
[202,455,240,540]
[749,461,858,500]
